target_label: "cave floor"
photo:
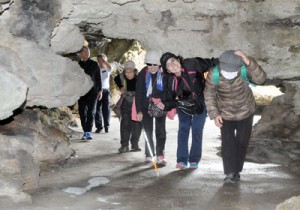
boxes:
[3,115,300,210]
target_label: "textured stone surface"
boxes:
[0,109,75,202]
[0,0,92,116]
[276,196,300,210]
[0,68,27,120]
[0,0,299,116]
[0,0,300,203]
[248,81,300,172]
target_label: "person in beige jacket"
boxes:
[204,50,266,184]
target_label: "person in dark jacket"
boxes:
[114,60,142,153]
[78,46,102,140]
[204,50,266,184]
[135,50,168,165]
[161,52,218,170]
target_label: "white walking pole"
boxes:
[143,130,159,177]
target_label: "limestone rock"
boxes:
[0,69,27,120]
[0,0,299,116]
[248,81,300,172]
[0,108,75,202]
[51,20,84,54]
[0,0,92,113]
[276,196,300,210]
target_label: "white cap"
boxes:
[145,50,162,65]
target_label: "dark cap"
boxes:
[219,50,244,72]
[160,52,177,73]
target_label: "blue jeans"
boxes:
[177,107,207,164]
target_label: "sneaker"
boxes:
[157,155,167,165]
[118,146,129,153]
[224,173,236,184]
[95,128,102,133]
[145,156,153,163]
[189,162,198,169]
[176,162,187,170]
[130,147,142,152]
[85,132,93,140]
[81,132,87,140]
[234,173,241,182]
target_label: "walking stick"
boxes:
[143,130,159,177]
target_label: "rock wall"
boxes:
[248,81,300,173]
[0,0,300,202]
[0,108,75,203]
[0,0,299,118]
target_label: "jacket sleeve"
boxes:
[204,69,220,120]
[135,68,146,113]
[162,75,177,111]
[114,74,123,89]
[194,57,219,73]
[246,58,267,85]
[94,62,102,92]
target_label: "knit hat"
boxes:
[219,50,244,72]
[123,60,136,71]
[160,52,177,73]
[145,50,161,65]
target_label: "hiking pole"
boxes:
[143,130,159,177]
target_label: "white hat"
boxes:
[123,60,136,71]
[145,50,161,65]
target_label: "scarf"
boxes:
[146,67,163,98]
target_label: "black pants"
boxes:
[78,93,98,132]
[143,112,166,157]
[221,115,254,175]
[95,89,110,129]
[120,99,142,148]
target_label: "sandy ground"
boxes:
[2,115,300,210]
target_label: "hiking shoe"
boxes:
[95,128,102,133]
[130,147,142,152]
[86,132,93,140]
[145,156,153,163]
[81,132,87,140]
[176,162,187,170]
[224,173,236,184]
[189,162,198,169]
[234,173,241,182]
[118,146,129,153]
[157,155,167,165]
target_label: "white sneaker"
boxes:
[145,157,152,163]
[157,155,167,165]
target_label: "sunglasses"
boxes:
[146,63,159,67]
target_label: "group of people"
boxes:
[77,46,267,184]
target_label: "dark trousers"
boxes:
[95,89,110,129]
[78,93,98,132]
[221,115,254,175]
[143,112,166,157]
[120,99,142,148]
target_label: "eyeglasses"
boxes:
[146,63,159,67]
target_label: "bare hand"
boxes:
[235,50,250,66]
[137,112,143,122]
[120,87,125,94]
[98,91,103,101]
[156,102,165,110]
[214,115,223,128]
